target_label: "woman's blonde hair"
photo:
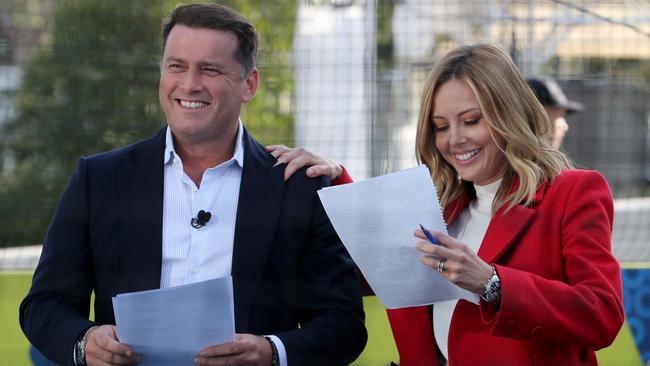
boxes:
[415,43,572,213]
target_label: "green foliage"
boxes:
[376,1,395,71]
[0,0,166,246]
[0,0,296,246]
[226,1,296,146]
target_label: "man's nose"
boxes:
[181,69,203,92]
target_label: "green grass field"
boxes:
[0,272,32,365]
[1,272,640,366]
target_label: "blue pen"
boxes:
[419,224,438,245]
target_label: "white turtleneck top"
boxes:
[433,179,501,362]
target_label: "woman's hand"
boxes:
[266,145,342,181]
[415,229,493,294]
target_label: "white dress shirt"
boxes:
[433,179,501,362]
[160,122,287,365]
[160,124,244,288]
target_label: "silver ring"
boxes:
[437,258,446,273]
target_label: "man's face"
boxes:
[159,24,258,144]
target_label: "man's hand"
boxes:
[194,334,272,366]
[85,325,140,366]
[266,145,342,181]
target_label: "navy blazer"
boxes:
[20,127,367,365]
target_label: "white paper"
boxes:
[318,165,478,309]
[112,277,235,365]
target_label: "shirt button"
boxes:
[192,267,198,274]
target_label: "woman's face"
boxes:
[432,79,506,186]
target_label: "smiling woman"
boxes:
[268,42,625,366]
[430,79,506,187]
[385,43,624,366]
[415,44,567,213]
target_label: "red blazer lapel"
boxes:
[443,194,472,224]
[477,205,535,263]
[445,180,549,264]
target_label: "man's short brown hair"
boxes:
[161,3,259,77]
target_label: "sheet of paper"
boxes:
[112,276,235,365]
[318,165,478,309]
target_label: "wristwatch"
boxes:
[73,326,97,366]
[480,265,501,304]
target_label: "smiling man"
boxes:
[20,4,366,366]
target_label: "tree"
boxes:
[0,0,296,246]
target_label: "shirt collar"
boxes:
[473,178,501,198]
[163,120,245,168]
[471,179,502,215]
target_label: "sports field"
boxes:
[1,272,641,365]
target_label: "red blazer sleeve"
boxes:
[480,170,623,349]
[332,165,353,185]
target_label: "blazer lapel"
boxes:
[231,129,285,331]
[444,194,472,224]
[477,205,535,263]
[477,180,548,263]
[118,128,165,292]
[446,180,548,264]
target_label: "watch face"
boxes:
[74,341,83,364]
[482,274,501,302]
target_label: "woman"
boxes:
[387,43,622,365]
[269,43,623,365]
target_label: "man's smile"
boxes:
[176,99,210,109]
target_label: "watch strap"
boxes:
[74,325,98,366]
[263,335,280,366]
[480,265,501,304]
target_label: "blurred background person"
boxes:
[527,78,584,149]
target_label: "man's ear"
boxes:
[241,67,259,103]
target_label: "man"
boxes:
[527,78,584,149]
[20,4,366,366]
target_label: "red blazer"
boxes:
[387,170,623,366]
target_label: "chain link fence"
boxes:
[0,0,648,250]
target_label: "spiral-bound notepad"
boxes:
[318,165,478,309]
